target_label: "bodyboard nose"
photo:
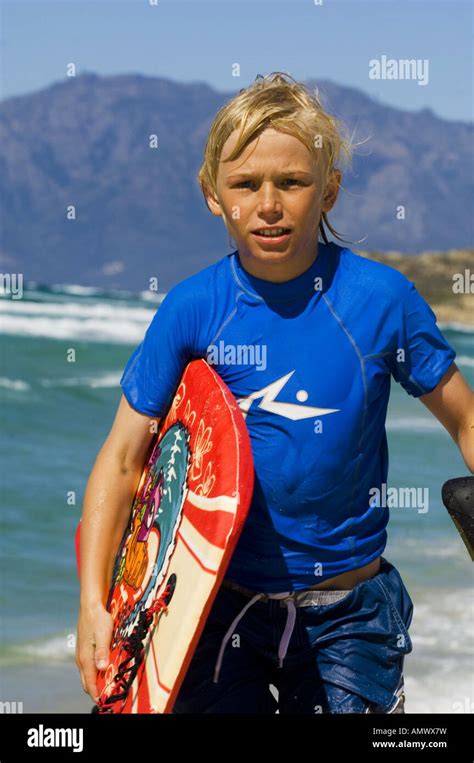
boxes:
[442,477,474,560]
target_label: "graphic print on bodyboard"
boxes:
[75,359,254,713]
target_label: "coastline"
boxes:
[356,249,474,328]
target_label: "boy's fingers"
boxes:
[83,662,99,703]
[94,644,109,670]
[78,668,87,693]
[75,647,89,695]
[81,670,92,699]
[94,622,113,670]
[75,620,113,702]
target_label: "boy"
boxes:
[76,73,473,714]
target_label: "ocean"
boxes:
[1,283,473,714]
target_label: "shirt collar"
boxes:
[230,241,331,303]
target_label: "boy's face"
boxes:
[206,127,341,282]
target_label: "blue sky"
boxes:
[1,0,472,122]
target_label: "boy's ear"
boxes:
[321,169,342,213]
[204,187,224,218]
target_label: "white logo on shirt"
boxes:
[236,371,339,421]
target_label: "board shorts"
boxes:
[171,556,413,714]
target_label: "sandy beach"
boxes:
[358,249,474,327]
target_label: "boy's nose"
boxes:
[257,185,282,211]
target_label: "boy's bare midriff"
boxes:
[306,555,381,591]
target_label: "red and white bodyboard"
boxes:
[75,359,254,713]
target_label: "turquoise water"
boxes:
[1,284,473,713]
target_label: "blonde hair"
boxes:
[197,71,353,245]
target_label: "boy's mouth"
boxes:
[251,227,292,243]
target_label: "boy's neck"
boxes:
[237,242,320,284]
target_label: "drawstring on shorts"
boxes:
[213,590,297,684]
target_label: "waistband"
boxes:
[221,578,351,608]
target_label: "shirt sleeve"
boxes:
[388,281,456,397]
[120,283,200,416]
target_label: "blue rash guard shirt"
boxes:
[120,242,456,592]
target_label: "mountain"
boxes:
[0,73,472,290]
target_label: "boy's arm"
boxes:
[79,394,161,607]
[419,362,474,474]
[76,394,161,702]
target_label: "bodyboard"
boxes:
[75,358,254,713]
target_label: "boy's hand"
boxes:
[75,603,114,704]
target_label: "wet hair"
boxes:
[197,71,353,245]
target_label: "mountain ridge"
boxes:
[1,73,472,290]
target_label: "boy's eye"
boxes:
[233,178,301,189]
